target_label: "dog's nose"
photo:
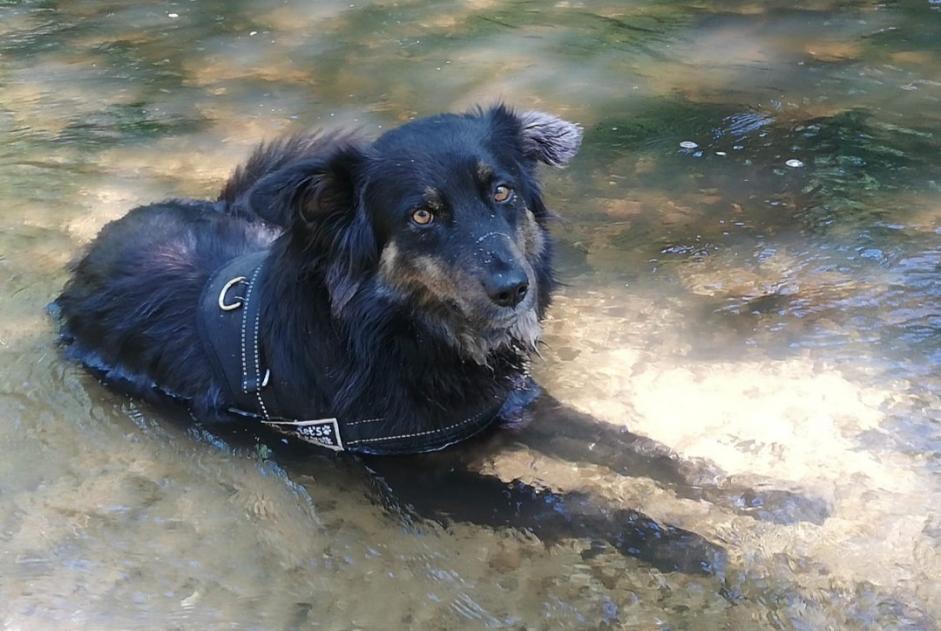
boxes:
[484,271,529,308]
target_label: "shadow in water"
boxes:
[182,391,832,578]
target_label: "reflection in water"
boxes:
[1,0,940,628]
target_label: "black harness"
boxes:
[196,252,505,455]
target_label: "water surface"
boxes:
[1,0,940,628]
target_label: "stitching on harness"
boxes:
[345,409,488,445]
[239,274,252,394]
[344,417,384,426]
[247,266,270,421]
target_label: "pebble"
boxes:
[679,140,698,149]
[785,159,804,168]
[489,546,522,572]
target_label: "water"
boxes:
[1,0,940,628]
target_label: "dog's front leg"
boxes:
[361,454,726,575]
[516,396,830,525]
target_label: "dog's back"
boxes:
[55,198,277,410]
[54,131,343,411]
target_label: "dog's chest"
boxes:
[197,251,507,454]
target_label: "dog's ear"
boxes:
[283,144,367,229]
[271,144,377,314]
[516,110,583,167]
[488,106,582,168]
[240,142,367,229]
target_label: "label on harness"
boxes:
[262,417,344,451]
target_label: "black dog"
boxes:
[55,105,823,574]
[56,105,577,453]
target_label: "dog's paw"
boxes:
[496,375,542,427]
[606,509,728,576]
[705,484,831,525]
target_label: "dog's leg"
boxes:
[514,396,830,525]
[361,454,726,575]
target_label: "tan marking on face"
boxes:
[422,186,443,210]
[379,245,469,310]
[410,255,466,305]
[476,162,494,183]
[456,307,542,366]
[377,234,542,366]
[379,240,399,279]
[517,207,546,258]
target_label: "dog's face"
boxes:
[285,106,581,364]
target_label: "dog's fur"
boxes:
[55,105,582,435]
[53,105,831,574]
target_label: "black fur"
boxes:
[55,105,581,434]
[54,105,830,573]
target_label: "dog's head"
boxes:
[276,105,582,364]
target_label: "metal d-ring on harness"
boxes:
[217,276,247,311]
[196,251,507,455]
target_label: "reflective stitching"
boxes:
[249,266,269,420]
[344,417,384,426]
[345,409,488,445]
[238,265,269,420]
[228,404,498,451]
[239,275,250,393]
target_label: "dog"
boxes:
[56,105,578,452]
[55,105,825,574]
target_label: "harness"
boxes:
[196,252,505,455]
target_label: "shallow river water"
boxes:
[1,1,940,629]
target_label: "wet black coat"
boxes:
[54,106,582,451]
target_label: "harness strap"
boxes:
[239,262,271,417]
[233,401,503,455]
[196,251,505,455]
[197,251,267,412]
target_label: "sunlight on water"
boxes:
[1,0,939,628]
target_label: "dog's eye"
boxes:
[493,185,513,204]
[411,208,435,226]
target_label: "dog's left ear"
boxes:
[487,105,583,168]
[270,144,377,314]
[516,110,583,167]
[288,145,367,229]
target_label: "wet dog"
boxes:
[55,105,823,573]
[56,106,578,452]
